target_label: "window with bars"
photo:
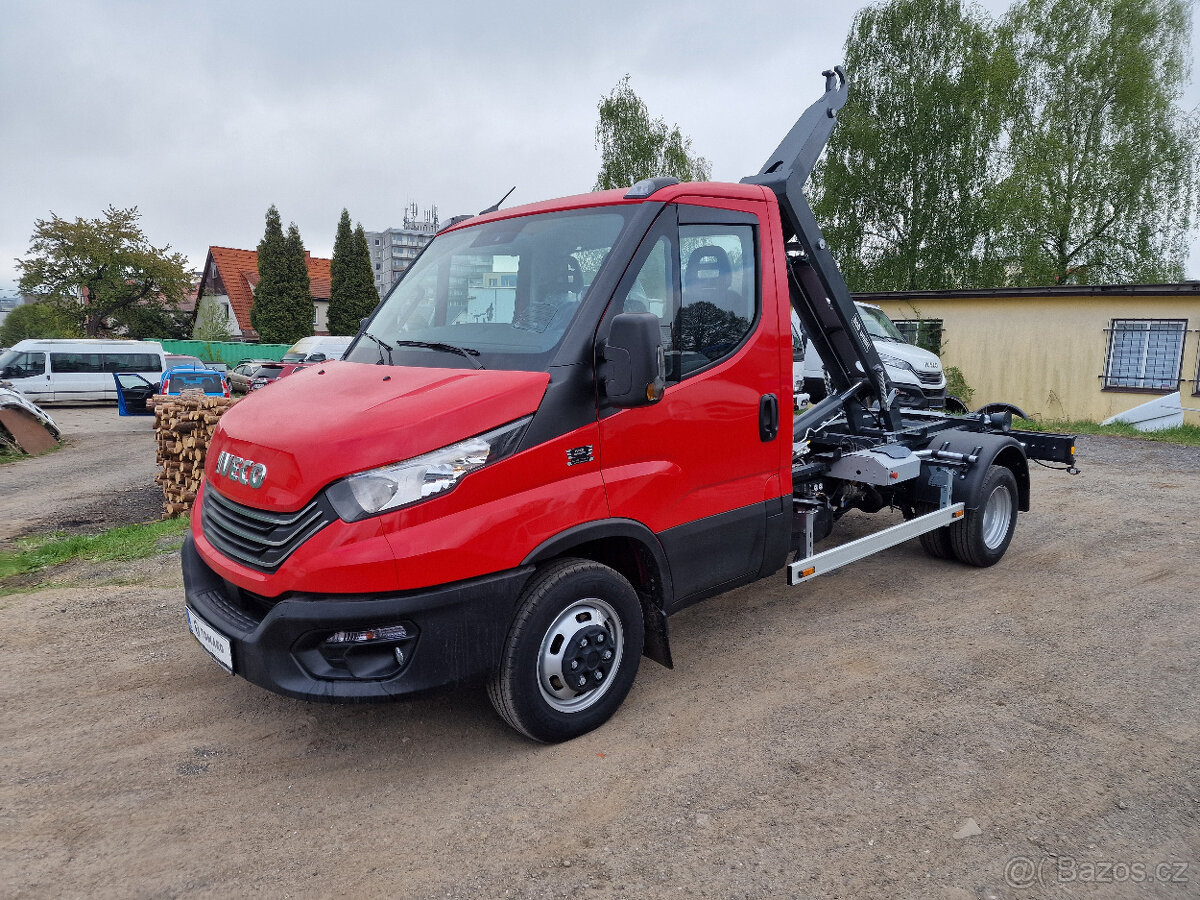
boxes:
[891,318,943,354]
[1103,319,1186,392]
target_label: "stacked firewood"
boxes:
[154,391,237,517]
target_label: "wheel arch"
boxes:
[931,431,1031,513]
[522,519,675,668]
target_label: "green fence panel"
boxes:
[159,340,292,365]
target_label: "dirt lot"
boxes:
[0,404,159,541]
[1,422,1197,899]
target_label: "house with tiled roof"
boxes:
[193,246,334,341]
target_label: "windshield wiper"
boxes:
[361,330,394,364]
[393,340,485,369]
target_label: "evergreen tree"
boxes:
[326,210,379,335]
[281,222,315,342]
[251,206,313,343]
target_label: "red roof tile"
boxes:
[204,246,332,336]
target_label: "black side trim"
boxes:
[758,494,792,581]
[522,518,675,606]
[659,500,769,612]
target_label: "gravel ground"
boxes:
[0,404,159,542]
[0,434,1197,899]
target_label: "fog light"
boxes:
[326,624,410,644]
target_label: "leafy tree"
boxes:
[327,210,379,335]
[0,301,81,345]
[998,0,1199,284]
[594,75,712,190]
[251,206,314,343]
[812,0,1010,292]
[192,295,233,341]
[15,205,194,338]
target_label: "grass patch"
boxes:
[0,430,65,464]
[0,517,190,582]
[1013,417,1200,446]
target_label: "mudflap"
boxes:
[641,595,674,669]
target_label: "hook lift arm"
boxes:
[742,67,902,435]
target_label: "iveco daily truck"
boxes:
[182,69,1076,742]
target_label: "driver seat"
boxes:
[683,245,746,318]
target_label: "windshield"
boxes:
[345,207,632,371]
[856,304,906,342]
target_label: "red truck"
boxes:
[183,69,1075,742]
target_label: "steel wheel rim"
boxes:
[981,484,1013,549]
[537,597,624,713]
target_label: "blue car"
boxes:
[114,365,230,416]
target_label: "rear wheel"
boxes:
[903,502,954,559]
[488,558,643,743]
[949,465,1019,567]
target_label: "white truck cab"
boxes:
[281,336,354,363]
[794,303,946,409]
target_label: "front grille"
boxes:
[916,369,943,385]
[201,486,332,572]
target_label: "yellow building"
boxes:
[858,285,1200,427]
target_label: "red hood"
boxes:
[207,361,550,510]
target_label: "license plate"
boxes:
[186,606,233,673]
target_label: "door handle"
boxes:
[759,393,779,442]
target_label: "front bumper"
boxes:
[181,532,533,702]
[895,383,946,409]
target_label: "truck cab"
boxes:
[797,303,947,409]
[185,183,794,739]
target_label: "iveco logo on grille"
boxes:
[215,451,267,489]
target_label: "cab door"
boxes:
[113,373,156,416]
[597,202,788,609]
[0,351,51,400]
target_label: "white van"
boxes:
[793,303,947,409]
[281,335,353,363]
[0,339,167,402]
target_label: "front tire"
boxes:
[949,465,1019,567]
[488,558,644,743]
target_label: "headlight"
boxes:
[324,416,532,522]
[875,351,919,375]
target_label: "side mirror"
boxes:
[601,312,666,407]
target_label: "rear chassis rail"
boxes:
[789,405,1077,583]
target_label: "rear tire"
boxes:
[919,523,955,559]
[903,503,954,559]
[949,465,1018,567]
[488,558,643,743]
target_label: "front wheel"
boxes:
[488,558,644,743]
[949,465,1019,567]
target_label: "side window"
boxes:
[51,353,104,374]
[677,225,756,367]
[614,234,684,380]
[6,352,46,377]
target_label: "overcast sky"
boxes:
[2,0,1198,299]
